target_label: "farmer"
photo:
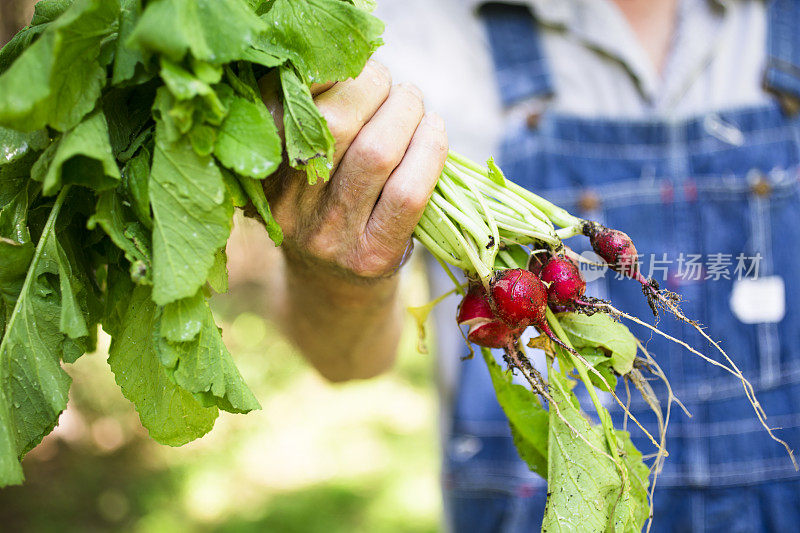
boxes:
[261,0,800,530]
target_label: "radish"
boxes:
[587,226,640,279]
[489,268,583,354]
[457,284,524,348]
[527,250,549,276]
[489,269,548,329]
[540,256,586,305]
[584,223,664,314]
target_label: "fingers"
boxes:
[329,82,426,225]
[270,61,392,219]
[314,60,392,171]
[362,113,448,268]
[310,81,336,96]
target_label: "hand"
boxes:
[261,60,448,299]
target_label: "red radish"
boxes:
[588,227,640,278]
[457,284,524,348]
[489,268,548,329]
[527,251,550,276]
[457,284,494,325]
[540,256,586,305]
[585,223,663,313]
[466,321,525,349]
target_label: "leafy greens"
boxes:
[0,2,656,532]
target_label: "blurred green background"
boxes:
[0,215,443,532]
[1,4,444,530]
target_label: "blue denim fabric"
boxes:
[445,3,800,532]
[765,0,800,103]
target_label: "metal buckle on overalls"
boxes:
[746,169,772,197]
[764,58,800,116]
[703,114,745,147]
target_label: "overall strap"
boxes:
[765,0,800,111]
[478,2,554,107]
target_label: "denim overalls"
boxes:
[444,2,800,531]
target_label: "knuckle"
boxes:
[392,185,429,215]
[318,106,352,142]
[306,232,340,263]
[352,138,399,173]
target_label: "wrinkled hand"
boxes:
[260,60,448,292]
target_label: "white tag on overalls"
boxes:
[729,276,786,324]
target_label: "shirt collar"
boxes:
[469,0,737,103]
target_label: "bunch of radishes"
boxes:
[418,152,794,473]
[457,226,641,352]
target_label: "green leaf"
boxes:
[149,120,232,305]
[0,385,21,486]
[224,65,259,102]
[543,371,649,532]
[345,0,378,12]
[155,296,260,414]
[102,262,134,338]
[557,312,637,375]
[151,88,186,144]
[88,191,152,284]
[0,158,39,312]
[102,86,157,158]
[215,95,282,179]
[30,0,76,25]
[0,0,120,132]
[118,125,153,163]
[161,290,205,342]
[578,346,619,392]
[259,0,384,84]
[239,47,285,69]
[481,349,548,477]
[0,0,75,73]
[112,0,147,86]
[153,70,228,148]
[0,189,81,487]
[122,147,153,228]
[235,173,283,245]
[486,157,506,186]
[187,124,216,157]
[0,0,66,75]
[280,66,334,184]
[207,249,229,294]
[160,58,221,105]
[616,429,651,530]
[128,0,267,65]
[52,233,90,340]
[32,111,121,196]
[220,167,248,208]
[108,285,218,446]
[0,128,50,166]
[191,59,223,84]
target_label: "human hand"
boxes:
[260,59,448,303]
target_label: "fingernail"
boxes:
[424,112,445,132]
[399,82,424,101]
